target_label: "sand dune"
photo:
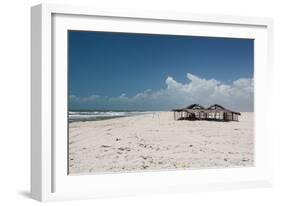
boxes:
[68,112,254,175]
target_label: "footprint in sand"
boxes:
[101,145,111,148]
[118,147,131,152]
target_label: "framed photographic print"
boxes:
[31,3,274,201]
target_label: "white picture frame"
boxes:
[31,3,274,202]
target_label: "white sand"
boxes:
[69,112,254,175]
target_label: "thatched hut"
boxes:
[172,104,241,121]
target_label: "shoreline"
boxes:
[68,110,156,123]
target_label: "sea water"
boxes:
[68,110,153,122]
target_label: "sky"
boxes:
[68,31,254,111]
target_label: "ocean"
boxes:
[68,110,153,122]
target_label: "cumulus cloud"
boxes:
[70,73,253,111]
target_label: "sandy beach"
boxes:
[68,112,254,175]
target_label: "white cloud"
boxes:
[70,73,253,111]
[82,94,100,102]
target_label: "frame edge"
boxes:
[31,4,43,201]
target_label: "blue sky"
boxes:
[69,31,254,111]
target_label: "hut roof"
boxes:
[172,104,205,112]
[185,104,206,110]
[207,104,241,115]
